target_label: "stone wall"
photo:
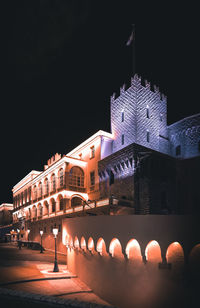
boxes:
[63,215,200,308]
[168,113,200,158]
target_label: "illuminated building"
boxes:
[12,74,200,247]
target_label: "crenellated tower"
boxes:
[110,74,169,155]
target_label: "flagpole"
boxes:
[132,24,136,77]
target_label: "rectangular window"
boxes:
[146,107,149,118]
[90,171,95,186]
[58,224,61,232]
[90,146,95,159]
[147,131,150,142]
[198,141,200,152]
[160,113,163,122]
[121,111,124,122]
[122,134,124,145]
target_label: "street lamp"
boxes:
[40,230,43,253]
[17,229,20,240]
[53,227,59,272]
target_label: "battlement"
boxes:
[110,74,167,103]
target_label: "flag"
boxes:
[126,31,134,46]
[126,25,135,46]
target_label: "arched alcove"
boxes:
[189,244,200,273]
[145,240,162,263]
[88,237,94,252]
[109,238,123,259]
[166,242,184,266]
[96,237,107,256]
[125,239,142,261]
[81,236,86,251]
[74,236,80,249]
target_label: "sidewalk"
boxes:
[0,242,113,307]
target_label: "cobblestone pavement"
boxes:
[0,242,113,307]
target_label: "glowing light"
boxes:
[109,238,122,258]
[125,239,142,260]
[53,228,58,238]
[81,237,86,251]
[97,238,106,256]
[166,242,184,264]
[88,237,94,251]
[74,236,79,249]
[145,240,162,262]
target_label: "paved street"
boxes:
[0,242,112,307]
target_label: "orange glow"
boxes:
[88,237,94,251]
[166,242,184,264]
[109,238,123,258]
[74,236,80,249]
[125,239,142,261]
[96,238,107,256]
[81,237,86,251]
[145,240,162,263]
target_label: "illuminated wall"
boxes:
[63,215,200,308]
[111,74,168,155]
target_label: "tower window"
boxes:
[160,113,163,121]
[122,134,124,145]
[146,106,150,118]
[175,145,181,156]
[121,111,124,122]
[147,131,150,142]
[90,146,95,159]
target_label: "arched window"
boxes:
[38,182,42,198]
[59,168,64,187]
[69,167,84,188]
[33,185,37,200]
[44,178,49,195]
[51,174,56,192]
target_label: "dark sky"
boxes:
[1,0,199,203]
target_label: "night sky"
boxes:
[1,1,199,203]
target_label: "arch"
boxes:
[44,178,49,195]
[51,173,56,192]
[145,240,162,263]
[74,236,80,249]
[189,244,200,273]
[37,203,43,217]
[50,198,56,213]
[33,185,37,200]
[166,242,184,266]
[96,237,107,256]
[43,201,49,216]
[125,239,142,261]
[58,168,64,187]
[38,182,42,198]
[109,238,123,258]
[88,237,95,252]
[80,236,86,251]
[56,194,64,212]
[71,196,83,208]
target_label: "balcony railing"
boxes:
[29,173,86,204]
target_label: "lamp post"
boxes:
[40,230,43,253]
[53,227,59,272]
